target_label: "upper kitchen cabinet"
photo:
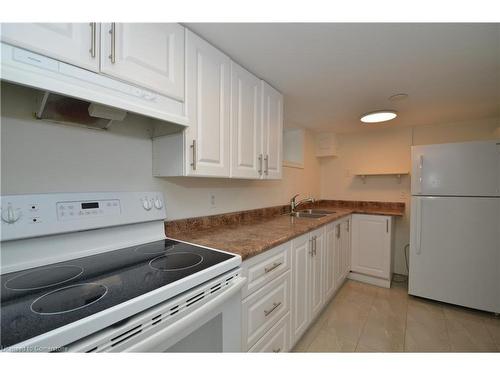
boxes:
[184,30,231,177]
[230,62,284,180]
[261,81,283,179]
[230,61,262,179]
[153,29,231,177]
[1,23,100,72]
[100,23,185,100]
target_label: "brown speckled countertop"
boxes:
[165,200,404,261]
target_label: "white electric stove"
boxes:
[0,192,244,352]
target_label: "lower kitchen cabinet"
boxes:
[309,227,325,320]
[290,232,312,344]
[323,222,337,301]
[290,224,342,347]
[341,216,351,280]
[248,313,290,353]
[350,214,393,288]
[240,244,291,352]
[331,217,352,297]
[240,213,389,351]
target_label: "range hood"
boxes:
[35,92,127,130]
[1,43,189,133]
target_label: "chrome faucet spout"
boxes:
[290,194,315,213]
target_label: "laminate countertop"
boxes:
[165,201,404,261]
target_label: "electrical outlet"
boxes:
[210,193,216,208]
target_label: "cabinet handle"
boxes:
[386,219,389,233]
[273,348,281,353]
[109,23,116,63]
[258,154,263,175]
[264,155,269,175]
[264,301,281,317]
[190,140,197,170]
[89,23,96,58]
[336,224,340,238]
[264,262,282,274]
[313,236,317,255]
[309,238,314,256]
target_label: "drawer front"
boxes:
[242,271,290,350]
[241,241,291,299]
[248,313,290,353]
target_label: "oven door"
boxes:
[129,276,245,352]
[66,272,245,353]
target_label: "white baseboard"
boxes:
[348,272,391,288]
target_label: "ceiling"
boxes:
[186,23,500,133]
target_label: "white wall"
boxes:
[319,117,500,275]
[0,83,321,220]
[3,83,498,276]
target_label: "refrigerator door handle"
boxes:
[415,198,422,255]
[418,155,424,194]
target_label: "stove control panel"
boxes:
[56,199,121,221]
[0,192,166,241]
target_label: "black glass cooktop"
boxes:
[0,239,235,349]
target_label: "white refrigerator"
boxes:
[409,140,500,313]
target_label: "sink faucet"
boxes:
[290,194,315,213]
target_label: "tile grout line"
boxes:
[402,293,409,351]
[442,307,453,352]
[353,291,376,352]
[482,315,500,352]
[304,316,328,352]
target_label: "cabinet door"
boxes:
[261,81,283,179]
[184,30,230,177]
[333,222,344,287]
[100,23,184,100]
[310,227,325,318]
[341,218,352,278]
[351,214,391,279]
[1,23,99,71]
[323,223,337,301]
[230,62,262,179]
[291,233,311,345]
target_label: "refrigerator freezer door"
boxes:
[411,140,500,196]
[409,196,500,313]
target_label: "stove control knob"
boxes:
[154,198,163,210]
[142,199,152,211]
[1,205,22,224]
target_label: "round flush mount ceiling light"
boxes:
[360,110,397,124]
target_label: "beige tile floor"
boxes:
[292,279,500,352]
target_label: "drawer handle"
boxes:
[264,262,282,274]
[273,348,281,353]
[264,301,282,317]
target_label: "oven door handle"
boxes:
[124,276,246,352]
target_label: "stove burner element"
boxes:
[4,265,84,291]
[30,283,108,315]
[135,242,174,255]
[149,252,203,271]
